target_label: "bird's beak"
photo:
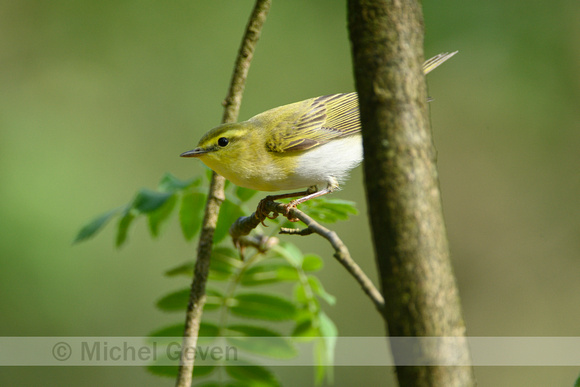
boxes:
[180,148,207,158]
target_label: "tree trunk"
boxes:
[347,1,476,386]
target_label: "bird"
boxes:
[181,52,457,220]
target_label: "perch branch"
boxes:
[230,199,386,315]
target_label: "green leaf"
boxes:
[74,207,122,244]
[318,310,338,338]
[307,275,336,305]
[179,191,206,240]
[147,367,177,377]
[148,322,219,346]
[301,254,323,272]
[293,283,319,307]
[275,266,300,281]
[210,247,242,280]
[575,374,580,387]
[158,172,199,192]
[226,324,282,337]
[156,288,189,312]
[312,311,337,385]
[147,360,179,378]
[156,288,223,312]
[148,193,177,237]
[165,261,194,277]
[194,383,246,387]
[116,209,135,247]
[147,355,215,378]
[215,199,246,243]
[133,188,174,213]
[204,288,225,311]
[315,310,337,384]
[205,168,215,182]
[324,198,358,212]
[192,365,217,378]
[291,318,318,338]
[234,186,257,202]
[147,339,218,379]
[307,208,340,223]
[226,325,297,359]
[229,293,296,321]
[225,360,279,387]
[273,242,303,267]
[148,323,185,338]
[240,259,297,286]
[199,322,220,337]
[314,341,332,385]
[302,198,358,223]
[148,321,219,339]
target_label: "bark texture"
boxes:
[347,1,475,386]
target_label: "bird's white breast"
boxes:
[292,134,363,189]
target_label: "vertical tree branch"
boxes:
[175,1,271,386]
[347,1,475,386]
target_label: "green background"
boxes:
[1,0,579,385]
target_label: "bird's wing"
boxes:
[265,52,456,153]
[423,51,458,75]
[267,92,361,153]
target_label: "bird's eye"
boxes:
[218,137,229,147]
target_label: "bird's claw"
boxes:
[281,203,300,223]
[255,197,279,227]
[255,196,303,225]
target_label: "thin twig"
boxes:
[230,200,386,315]
[175,2,271,387]
[280,227,314,236]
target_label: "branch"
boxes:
[348,0,475,386]
[175,2,271,386]
[229,200,386,315]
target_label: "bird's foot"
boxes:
[255,196,279,227]
[280,201,300,222]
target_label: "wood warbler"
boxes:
[181,52,457,218]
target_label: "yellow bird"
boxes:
[181,52,457,217]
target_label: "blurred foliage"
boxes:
[75,172,356,385]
